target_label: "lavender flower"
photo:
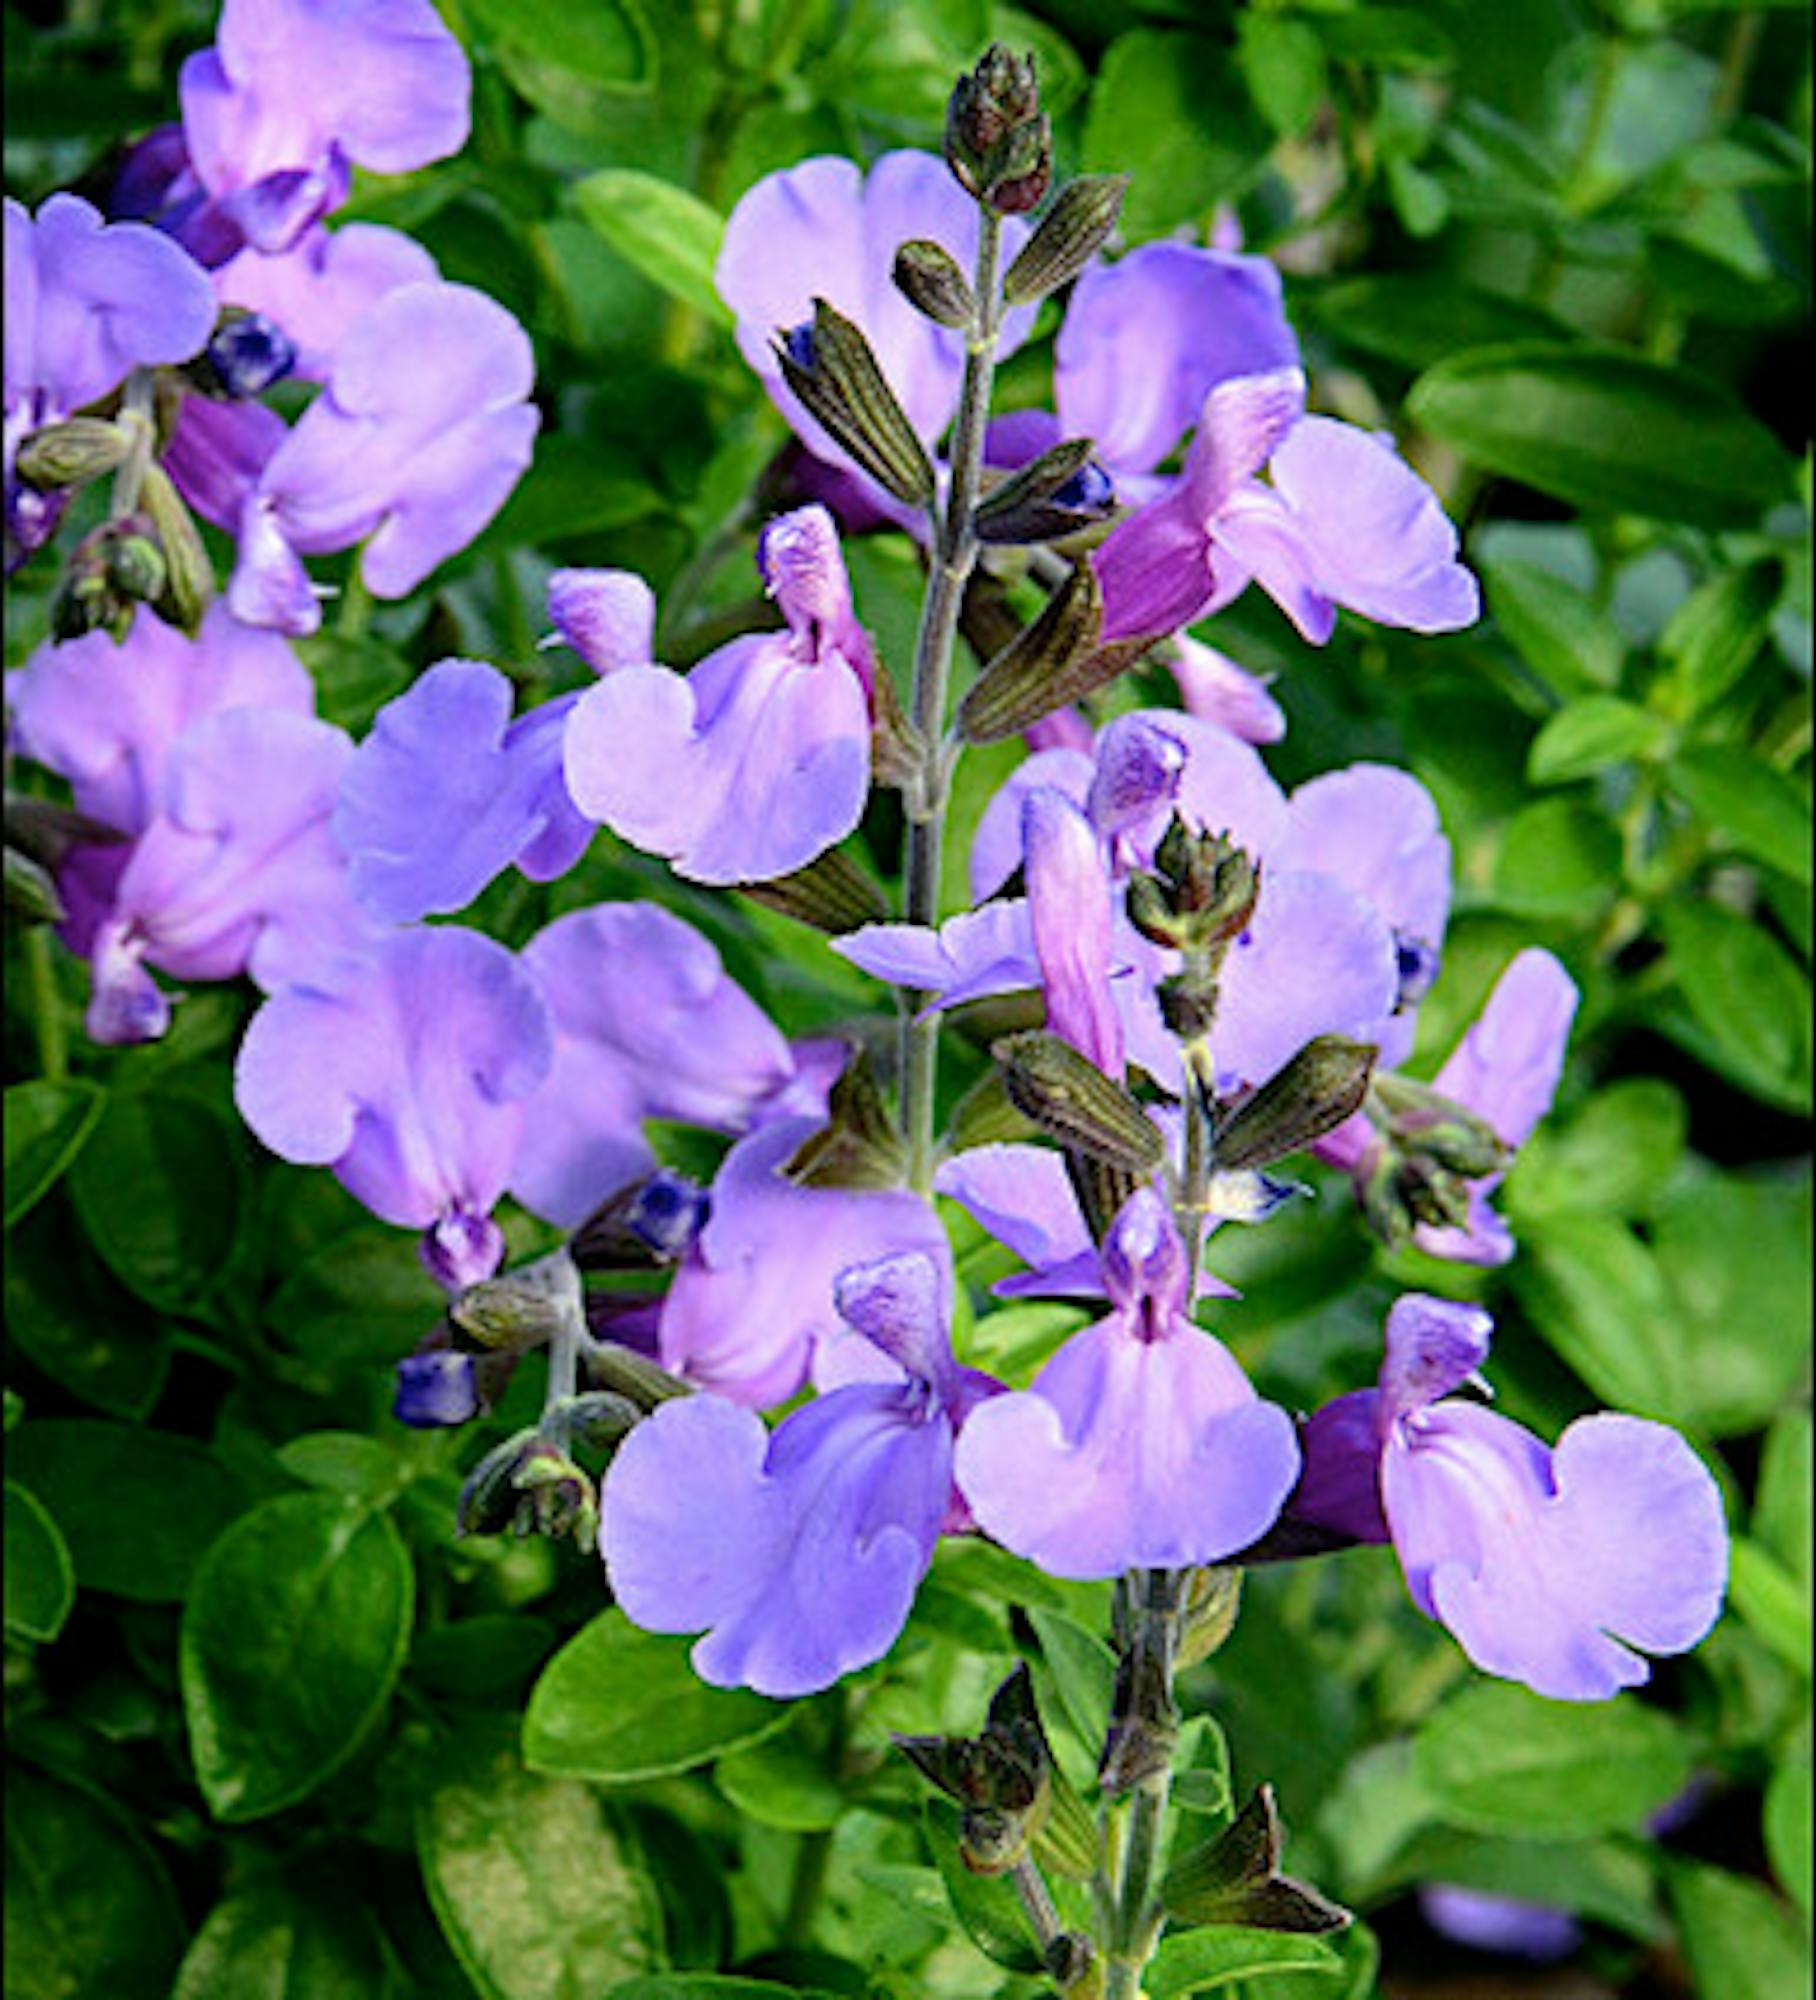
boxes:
[213,221,439,379]
[562,505,873,885]
[1292,1295,1727,1701]
[544,567,657,673]
[602,1251,999,1697]
[178,0,470,254]
[507,902,835,1229]
[1167,636,1285,745]
[1419,1887,1583,1962]
[234,927,554,1291]
[656,1115,952,1409]
[226,281,538,634]
[954,1189,1300,1579]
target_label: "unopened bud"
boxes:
[456,1429,600,1551]
[393,1350,480,1429]
[1002,174,1129,304]
[581,1340,692,1411]
[4,843,64,925]
[1161,1785,1351,1934]
[892,238,976,329]
[739,844,890,934]
[993,1030,1166,1175]
[895,1663,1057,1875]
[14,416,134,493]
[450,1249,584,1351]
[1212,1036,1377,1171]
[1147,820,1262,945]
[773,298,935,507]
[570,1173,710,1270]
[52,515,163,642]
[946,46,1052,213]
[189,309,297,399]
[140,462,214,633]
[973,438,1117,547]
[1098,1632,1178,1795]
[956,560,1103,744]
[1370,1073,1509,1179]
[1175,1565,1242,1670]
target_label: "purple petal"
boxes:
[1210,871,1399,1092]
[545,568,656,674]
[1168,637,1285,745]
[1025,788,1122,1075]
[163,394,288,533]
[1086,715,1187,848]
[1099,1186,1190,1322]
[759,503,875,690]
[603,1381,951,1697]
[1138,708,1290,867]
[955,1314,1300,1579]
[228,491,324,633]
[658,1116,951,1409]
[1279,764,1451,951]
[1056,243,1301,478]
[214,220,439,378]
[6,193,216,415]
[563,633,870,885]
[1379,1294,1494,1419]
[1291,1389,1390,1544]
[1384,1403,1727,1700]
[1420,1888,1582,1963]
[933,1144,1098,1291]
[235,926,552,1230]
[834,1251,955,1392]
[333,661,584,921]
[9,602,312,837]
[509,903,800,1229]
[1092,483,1219,645]
[832,901,1035,1010]
[969,746,1094,901]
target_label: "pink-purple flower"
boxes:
[1291,1294,1727,1700]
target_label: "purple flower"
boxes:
[178,0,470,254]
[213,221,439,379]
[544,568,656,673]
[1292,1295,1727,1701]
[393,1351,480,1429]
[1167,636,1284,746]
[9,601,313,838]
[1055,241,1301,496]
[833,901,1035,1013]
[715,152,1035,517]
[954,1189,1300,1579]
[1025,786,1124,1075]
[333,661,591,922]
[603,1251,998,1697]
[656,1116,952,1409]
[507,903,831,1229]
[226,281,538,634]
[1419,1888,1582,1962]
[235,927,554,1290]
[562,504,872,885]
[6,193,216,566]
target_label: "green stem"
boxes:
[1104,1567,1185,1998]
[899,207,1004,1193]
[1011,1856,1064,1955]
[108,370,157,519]
[25,926,68,1083]
[781,1825,833,1948]
[337,560,373,642]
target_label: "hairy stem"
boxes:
[1011,1856,1064,1954]
[899,205,1004,1193]
[1105,1567,1185,1998]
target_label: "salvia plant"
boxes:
[4,4,1810,1998]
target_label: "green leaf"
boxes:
[1027,1604,1117,1754]
[1666,745,1813,885]
[1528,696,1668,784]
[7,1420,245,1603]
[418,1729,661,2000]
[4,1763,185,2000]
[1656,560,1780,717]
[1660,899,1812,1113]
[1314,7,1455,70]
[6,1197,171,1418]
[1754,1410,1813,1587]
[606,1981,836,1999]
[920,1797,1042,1973]
[716,1726,848,1832]
[522,1609,790,1782]
[459,0,655,100]
[4,1080,104,1230]
[572,170,731,327]
[66,1088,248,1315]
[1514,1211,1684,1417]
[1144,1926,1341,1996]
[1483,557,1626,693]
[1378,1828,1662,1941]
[1084,33,1270,239]
[265,1225,442,1369]
[170,1874,389,2000]
[4,1480,74,1644]
[277,1431,405,1502]
[1507,1077,1687,1224]
[1237,13,1328,138]
[1668,1862,1813,2000]
[1414,1682,1692,1840]
[1491,797,1621,920]
[1408,344,1794,529]
[1730,1539,1813,1674]
[181,1493,415,1821]
[413,1616,559,1701]
[1765,1714,1812,1921]
[1172,1713,1235,1820]
[1307,277,1567,374]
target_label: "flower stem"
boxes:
[1104,1566,1185,1999]
[108,369,156,519]
[899,205,1004,1193]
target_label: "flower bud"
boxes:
[892,238,976,329]
[581,1340,692,1411]
[773,298,935,507]
[449,1248,583,1351]
[1175,1565,1242,1670]
[973,439,1117,547]
[1002,173,1129,304]
[1161,1784,1351,1934]
[1370,1073,1510,1179]
[738,844,890,934]
[393,1350,480,1429]
[1150,821,1262,941]
[1211,1036,1378,1171]
[895,1663,1058,1875]
[956,560,1103,744]
[783,1044,905,1190]
[455,1428,600,1551]
[4,843,64,926]
[14,417,134,493]
[570,1172,710,1269]
[1098,1625,1178,1796]
[139,462,214,635]
[992,1030,1165,1175]
[946,46,1052,213]
[52,516,163,642]
[187,309,298,399]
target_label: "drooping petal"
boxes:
[658,1115,951,1409]
[509,903,802,1229]
[234,925,552,1231]
[969,745,1094,901]
[955,1313,1300,1579]
[603,1382,952,1697]
[1278,764,1451,956]
[545,568,656,674]
[1025,787,1122,1075]
[832,901,1035,1010]
[933,1144,1103,1298]
[1055,243,1301,478]
[1168,636,1285,745]
[1378,1293,1493,1421]
[1290,1388,1391,1544]
[1086,715,1187,852]
[563,632,870,885]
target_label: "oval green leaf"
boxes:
[171,1874,389,2000]
[1145,1925,1342,1996]
[181,1493,414,1821]
[4,1079,104,1230]
[1408,344,1794,528]
[522,1609,791,1783]
[572,170,730,326]
[4,1480,75,1644]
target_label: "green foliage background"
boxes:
[4,0,1811,1995]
